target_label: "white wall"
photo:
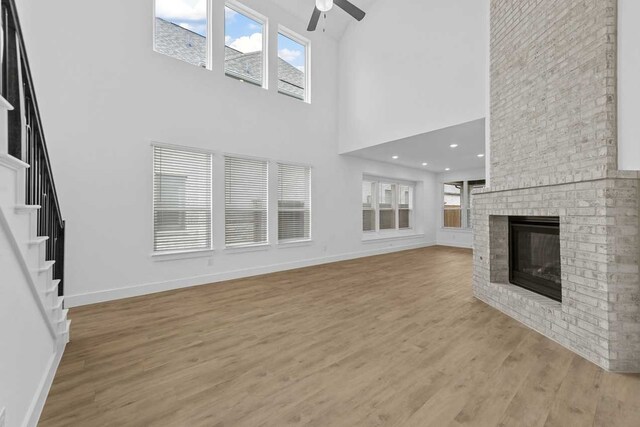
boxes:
[618,0,640,171]
[15,0,437,306]
[435,167,485,249]
[338,0,488,153]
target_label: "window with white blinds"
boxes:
[278,163,311,242]
[225,156,269,247]
[153,145,212,253]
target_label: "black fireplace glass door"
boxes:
[509,218,561,302]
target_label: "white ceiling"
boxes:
[269,0,377,39]
[345,119,486,173]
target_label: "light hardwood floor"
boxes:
[40,246,640,426]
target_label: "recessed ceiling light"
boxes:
[445,168,451,171]
[450,144,459,148]
[422,162,428,166]
[392,155,399,159]
[477,154,485,158]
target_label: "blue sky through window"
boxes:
[278,33,305,72]
[156,0,207,36]
[225,6,263,53]
[155,1,305,72]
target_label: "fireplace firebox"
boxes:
[509,217,561,302]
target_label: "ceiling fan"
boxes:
[307,0,366,32]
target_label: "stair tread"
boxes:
[62,320,71,343]
[37,260,55,272]
[0,96,13,111]
[53,296,64,309]
[15,204,41,211]
[47,279,61,294]
[28,236,49,245]
[0,153,28,170]
[55,308,68,323]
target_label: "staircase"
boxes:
[0,149,70,342]
[0,0,69,343]
[0,0,69,424]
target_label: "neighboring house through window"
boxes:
[153,1,309,99]
[443,182,463,228]
[362,178,416,234]
[224,156,269,247]
[362,181,376,232]
[398,185,414,229]
[443,179,486,229]
[278,163,312,242]
[153,1,309,100]
[278,28,309,101]
[154,0,209,68]
[224,3,267,87]
[378,183,396,230]
[153,145,213,253]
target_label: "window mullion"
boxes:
[152,145,213,253]
[463,181,469,229]
[393,183,400,230]
[375,182,380,233]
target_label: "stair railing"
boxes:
[1,0,66,297]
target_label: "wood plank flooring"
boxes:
[39,246,640,426]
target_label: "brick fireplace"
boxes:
[473,0,640,372]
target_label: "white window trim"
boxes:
[223,153,270,249]
[362,232,426,244]
[150,142,215,258]
[277,162,313,244]
[152,0,211,69]
[442,180,465,231]
[151,248,216,262]
[277,239,313,249]
[148,141,317,259]
[276,160,313,246]
[150,141,216,260]
[362,176,417,241]
[225,0,269,90]
[152,1,313,100]
[278,25,311,104]
[224,243,271,254]
[441,179,485,231]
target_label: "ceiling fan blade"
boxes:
[307,7,321,31]
[334,0,366,21]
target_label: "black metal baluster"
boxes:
[2,0,66,298]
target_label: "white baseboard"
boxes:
[25,341,66,427]
[66,241,436,307]
[436,240,473,249]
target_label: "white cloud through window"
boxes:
[229,33,263,53]
[279,48,301,63]
[156,0,206,22]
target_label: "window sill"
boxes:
[225,243,271,254]
[225,72,266,89]
[277,239,313,248]
[440,227,473,233]
[151,249,215,262]
[278,91,310,104]
[362,232,425,244]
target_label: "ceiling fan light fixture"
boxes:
[316,0,334,12]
